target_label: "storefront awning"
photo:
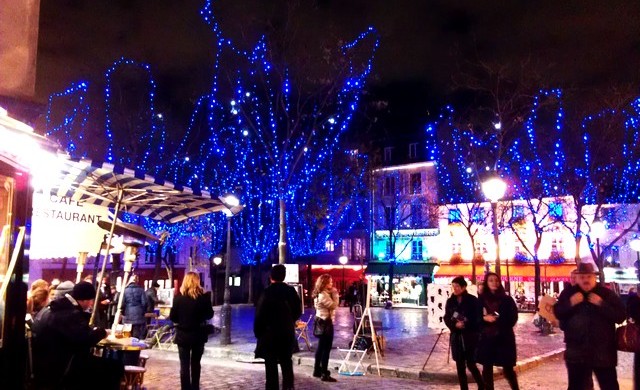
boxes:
[435,263,575,282]
[365,261,438,275]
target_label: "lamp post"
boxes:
[339,255,348,297]
[481,177,507,281]
[211,256,222,306]
[220,194,243,346]
[591,217,606,281]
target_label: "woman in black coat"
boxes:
[477,272,519,390]
[444,276,484,390]
[170,272,214,390]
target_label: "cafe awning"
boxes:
[30,157,238,259]
[365,261,438,275]
[435,263,575,282]
[50,158,230,224]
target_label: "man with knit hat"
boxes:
[32,281,123,389]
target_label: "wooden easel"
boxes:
[339,276,381,376]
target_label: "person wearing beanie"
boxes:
[50,280,75,302]
[32,281,123,389]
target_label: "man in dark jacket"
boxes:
[122,275,148,339]
[145,281,161,313]
[554,262,626,390]
[444,276,484,390]
[32,281,123,389]
[254,264,302,390]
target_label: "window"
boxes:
[398,173,409,195]
[383,176,395,196]
[354,238,365,259]
[472,208,486,223]
[549,202,563,221]
[325,240,335,252]
[448,209,462,224]
[411,240,423,260]
[384,206,393,225]
[602,207,619,229]
[342,239,352,257]
[410,173,422,194]
[409,143,418,159]
[474,241,487,256]
[411,204,422,227]
[384,147,393,162]
[511,205,525,222]
[452,242,462,255]
[550,236,563,254]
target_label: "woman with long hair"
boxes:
[312,274,339,382]
[477,272,519,390]
[170,272,214,390]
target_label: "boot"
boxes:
[321,372,337,382]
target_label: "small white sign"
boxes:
[272,264,299,284]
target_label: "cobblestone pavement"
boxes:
[198,305,565,379]
[143,349,635,390]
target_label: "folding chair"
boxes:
[295,315,312,351]
[144,323,175,350]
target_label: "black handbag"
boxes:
[313,316,331,337]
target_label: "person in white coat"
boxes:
[313,274,339,382]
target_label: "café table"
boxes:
[95,337,148,366]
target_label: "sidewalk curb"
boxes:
[157,344,565,383]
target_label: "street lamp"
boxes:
[210,256,222,306]
[482,177,507,280]
[591,217,606,279]
[219,194,244,346]
[339,255,348,297]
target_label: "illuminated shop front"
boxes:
[365,261,436,307]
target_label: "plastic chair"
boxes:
[295,315,312,351]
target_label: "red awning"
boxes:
[436,263,574,282]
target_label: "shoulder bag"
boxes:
[313,316,332,337]
[616,321,640,353]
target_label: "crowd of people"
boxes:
[24,273,170,389]
[24,262,640,390]
[445,262,638,390]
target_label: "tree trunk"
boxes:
[152,243,163,285]
[534,255,541,309]
[279,199,287,264]
[387,261,394,305]
[469,235,477,284]
[247,263,253,304]
[574,202,583,264]
[534,239,542,308]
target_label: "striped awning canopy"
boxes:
[50,158,230,224]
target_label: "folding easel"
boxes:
[339,275,381,376]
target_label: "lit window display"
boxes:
[368,275,427,307]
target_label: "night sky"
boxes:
[34,0,640,133]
